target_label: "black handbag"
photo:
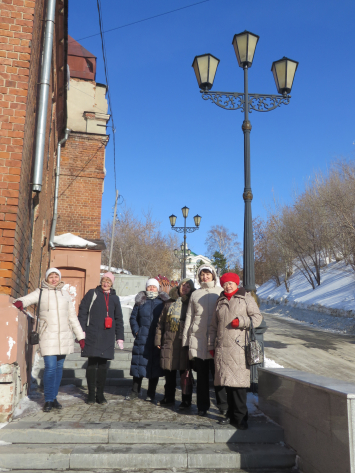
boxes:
[29,289,42,345]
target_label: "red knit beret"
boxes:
[220,272,240,287]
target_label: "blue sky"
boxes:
[69,0,355,257]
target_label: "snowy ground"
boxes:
[257,260,355,333]
[258,260,355,314]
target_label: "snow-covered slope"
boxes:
[258,260,355,316]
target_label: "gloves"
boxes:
[79,339,85,350]
[231,318,239,328]
[117,339,124,350]
[209,350,215,358]
[13,301,23,311]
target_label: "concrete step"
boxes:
[7,470,297,473]
[59,350,133,362]
[60,359,132,370]
[0,420,285,445]
[35,376,167,387]
[0,443,296,470]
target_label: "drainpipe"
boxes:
[32,0,56,192]
[49,128,70,248]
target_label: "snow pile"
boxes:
[264,357,284,368]
[54,233,97,248]
[119,294,136,309]
[101,265,131,275]
[13,391,43,419]
[258,260,355,316]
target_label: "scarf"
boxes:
[167,297,183,332]
[146,291,159,299]
[224,288,239,300]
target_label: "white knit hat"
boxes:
[146,278,160,290]
[45,268,61,281]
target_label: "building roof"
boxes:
[68,35,96,59]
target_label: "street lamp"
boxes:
[174,246,193,279]
[193,31,298,293]
[170,206,201,278]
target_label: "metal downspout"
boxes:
[49,128,70,248]
[32,0,56,192]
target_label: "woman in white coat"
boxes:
[182,264,227,416]
[13,268,85,412]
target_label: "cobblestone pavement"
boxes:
[13,385,244,425]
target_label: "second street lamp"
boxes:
[193,31,298,294]
[170,207,201,279]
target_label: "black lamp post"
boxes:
[174,246,192,280]
[192,31,298,293]
[169,207,201,279]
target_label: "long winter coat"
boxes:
[155,286,193,371]
[78,286,124,360]
[15,280,85,357]
[130,291,169,378]
[207,288,263,388]
[182,265,222,360]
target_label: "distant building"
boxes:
[172,248,213,285]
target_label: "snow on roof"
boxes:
[100,265,131,275]
[53,233,97,248]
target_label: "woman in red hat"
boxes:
[207,272,262,429]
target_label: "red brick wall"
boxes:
[56,132,108,240]
[0,0,67,297]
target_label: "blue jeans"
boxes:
[43,355,66,402]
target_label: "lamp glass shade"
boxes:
[232,31,259,68]
[187,249,191,256]
[181,206,189,218]
[174,249,178,256]
[192,54,220,91]
[193,214,201,227]
[271,57,299,95]
[169,214,177,227]
[188,258,192,264]
[180,243,184,251]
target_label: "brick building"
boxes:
[0,0,68,420]
[49,35,109,309]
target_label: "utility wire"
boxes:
[70,0,212,43]
[96,0,117,192]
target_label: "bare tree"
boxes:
[101,207,179,279]
[205,225,241,269]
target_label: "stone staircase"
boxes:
[0,419,296,471]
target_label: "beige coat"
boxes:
[182,265,222,360]
[207,288,263,388]
[16,280,85,356]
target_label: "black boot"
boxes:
[43,401,53,412]
[96,368,108,404]
[86,367,96,404]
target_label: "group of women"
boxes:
[126,264,262,429]
[14,264,262,429]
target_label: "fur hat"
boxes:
[101,272,115,285]
[220,272,240,287]
[179,278,195,291]
[146,278,160,290]
[45,268,61,281]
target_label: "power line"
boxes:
[96,0,117,192]
[70,0,212,43]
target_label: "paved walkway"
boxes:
[13,384,237,424]
[263,313,355,383]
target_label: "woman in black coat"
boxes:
[78,272,124,404]
[127,278,169,401]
